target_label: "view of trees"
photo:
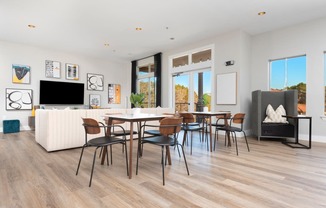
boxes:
[139,80,156,107]
[271,82,306,114]
[175,84,211,112]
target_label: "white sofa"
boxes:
[35,108,174,152]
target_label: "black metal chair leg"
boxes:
[234,133,238,156]
[243,131,250,152]
[190,133,193,155]
[179,144,189,175]
[110,145,113,164]
[89,147,99,187]
[76,145,86,175]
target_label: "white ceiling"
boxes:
[1,0,326,62]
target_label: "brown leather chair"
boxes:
[217,113,250,155]
[76,118,128,187]
[179,112,204,155]
[136,117,189,185]
[211,113,232,150]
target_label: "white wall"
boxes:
[0,40,130,131]
[251,17,326,142]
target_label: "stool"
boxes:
[3,120,20,134]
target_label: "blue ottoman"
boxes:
[3,120,20,134]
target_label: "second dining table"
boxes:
[104,113,167,179]
[191,111,231,152]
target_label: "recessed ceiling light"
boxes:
[28,24,36,28]
[104,43,109,47]
[135,27,142,31]
[170,37,175,40]
[258,11,266,16]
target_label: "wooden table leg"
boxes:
[128,121,133,179]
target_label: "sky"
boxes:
[174,71,211,94]
[270,56,306,89]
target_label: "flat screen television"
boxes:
[39,80,84,105]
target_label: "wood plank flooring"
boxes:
[1,131,326,208]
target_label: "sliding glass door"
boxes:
[173,69,211,112]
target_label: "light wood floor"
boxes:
[1,131,326,208]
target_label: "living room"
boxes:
[1,1,326,207]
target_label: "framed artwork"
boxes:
[87,73,104,91]
[108,84,121,104]
[89,94,101,108]
[65,63,79,80]
[12,64,31,84]
[45,60,61,78]
[6,88,33,110]
[216,72,237,104]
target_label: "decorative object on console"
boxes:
[65,63,79,80]
[45,60,61,78]
[89,94,101,109]
[87,73,104,91]
[6,88,33,110]
[12,64,30,84]
[108,84,121,104]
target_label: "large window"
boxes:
[171,47,212,112]
[131,53,161,108]
[269,55,306,114]
[137,64,156,107]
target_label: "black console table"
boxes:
[282,115,312,149]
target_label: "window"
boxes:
[137,63,156,108]
[131,53,161,108]
[172,55,189,68]
[192,49,211,64]
[170,47,213,112]
[269,55,306,114]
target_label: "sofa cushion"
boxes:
[263,104,288,123]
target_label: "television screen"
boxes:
[40,80,84,105]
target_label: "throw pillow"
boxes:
[263,104,288,123]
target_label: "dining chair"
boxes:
[179,112,204,155]
[103,113,138,162]
[76,118,129,187]
[217,113,250,155]
[211,113,232,150]
[136,117,189,185]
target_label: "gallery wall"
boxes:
[0,40,130,132]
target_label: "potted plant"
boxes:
[130,92,145,114]
[203,93,210,112]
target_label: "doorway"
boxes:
[173,69,211,112]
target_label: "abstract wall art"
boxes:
[12,64,31,84]
[87,73,104,91]
[6,88,33,110]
